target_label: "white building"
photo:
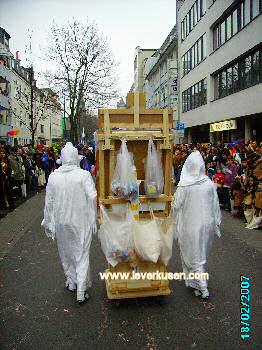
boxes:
[133,46,157,92]
[0,27,12,143]
[0,27,62,145]
[177,0,262,144]
[145,25,178,113]
[11,56,33,145]
[36,88,62,145]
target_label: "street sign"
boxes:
[176,122,185,131]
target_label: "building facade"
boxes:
[145,25,178,113]
[0,27,62,145]
[11,56,33,145]
[37,88,62,145]
[133,46,157,92]
[0,27,12,143]
[177,0,262,144]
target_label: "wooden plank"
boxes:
[101,195,173,205]
[99,149,105,200]
[109,146,115,195]
[134,91,140,128]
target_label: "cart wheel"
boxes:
[113,299,121,308]
[156,295,165,305]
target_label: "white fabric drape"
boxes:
[42,142,97,295]
[173,151,221,291]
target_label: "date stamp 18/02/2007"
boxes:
[240,275,251,341]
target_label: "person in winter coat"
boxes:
[221,157,238,211]
[41,142,97,304]
[173,151,221,299]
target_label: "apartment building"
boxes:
[177,0,262,143]
[0,27,62,145]
[133,46,157,92]
[145,25,178,113]
[0,27,12,143]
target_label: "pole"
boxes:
[49,113,52,145]
[63,91,66,139]
[29,66,34,145]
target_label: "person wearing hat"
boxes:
[42,142,97,304]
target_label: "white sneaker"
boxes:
[77,291,89,304]
[194,289,202,297]
[201,288,209,299]
[65,280,76,292]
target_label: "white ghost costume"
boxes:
[173,151,221,294]
[41,142,97,301]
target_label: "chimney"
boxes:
[16,51,20,62]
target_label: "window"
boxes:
[244,0,251,25]
[227,67,233,95]
[194,43,198,67]
[181,0,206,41]
[221,71,227,97]
[232,63,239,92]
[193,3,198,26]
[187,13,190,35]
[232,9,238,35]
[191,46,195,68]
[202,0,207,16]
[40,124,44,133]
[252,50,260,83]
[213,0,262,51]
[190,8,194,31]
[252,0,260,19]
[182,34,206,76]
[181,22,185,41]
[214,45,262,99]
[202,34,207,59]
[214,74,219,99]
[202,78,207,104]
[244,55,252,88]
[197,0,201,21]
[221,21,226,45]
[226,15,232,41]
[182,78,207,112]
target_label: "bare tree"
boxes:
[12,68,59,145]
[44,19,118,144]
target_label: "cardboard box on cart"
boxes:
[96,92,174,300]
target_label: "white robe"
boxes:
[173,151,221,291]
[41,143,97,297]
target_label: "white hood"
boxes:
[178,151,208,187]
[57,142,80,172]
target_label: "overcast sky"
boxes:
[0,0,176,100]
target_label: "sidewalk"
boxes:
[221,210,262,254]
[0,191,45,260]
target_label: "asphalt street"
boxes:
[0,191,262,350]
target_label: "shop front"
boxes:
[209,119,238,144]
[210,115,262,144]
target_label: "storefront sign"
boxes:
[210,119,237,133]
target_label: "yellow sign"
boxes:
[210,119,237,133]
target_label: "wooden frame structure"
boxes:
[96,92,174,216]
[96,92,173,300]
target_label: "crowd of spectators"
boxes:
[1,139,261,229]
[173,141,262,230]
[0,142,96,217]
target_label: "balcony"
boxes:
[0,93,10,109]
[0,64,11,82]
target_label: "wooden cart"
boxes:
[96,92,174,301]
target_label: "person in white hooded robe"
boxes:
[173,151,221,299]
[41,142,97,304]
